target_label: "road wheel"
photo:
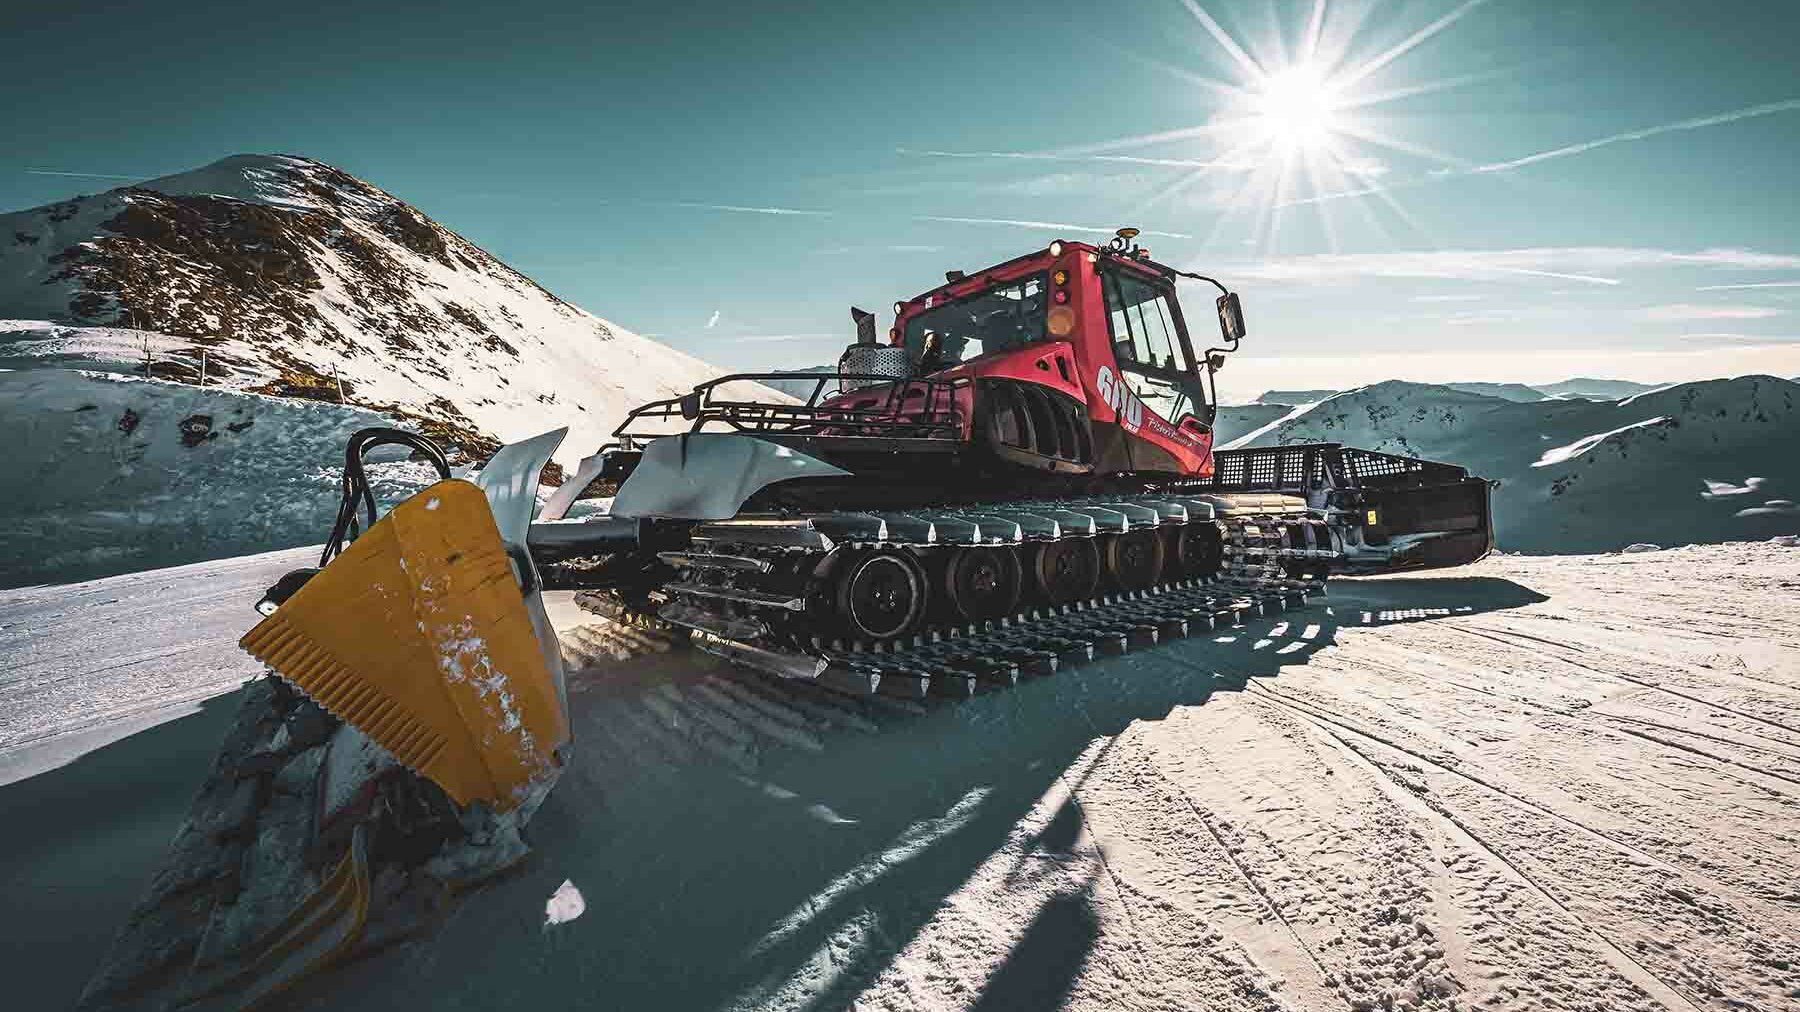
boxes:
[1030,539,1100,605]
[834,551,927,641]
[1170,522,1224,579]
[943,547,1022,622]
[1102,529,1164,590]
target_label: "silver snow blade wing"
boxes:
[610,433,851,521]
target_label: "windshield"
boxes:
[904,273,1047,370]
[1103,271,1189,374]
[1101,267,1211,427]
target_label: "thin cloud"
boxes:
[1224,247,1800,287]
[921,215,1192,240]
[23,168,144,180]
[1638,304,1785,322]
[896,147,1244,169]
[1277,98,1800,208]
[1489,267,1621,286]
[1409,294,1485,302]
[812,244,945,255]
[1473,98,1800,174]
[1665,249,1800,270]
[670,201,830,216]
[1227,249,1623,286]
[732,333,836,343]
[1678,332,1800,345]
[1696,280,1800,291]
[705,310,720,329]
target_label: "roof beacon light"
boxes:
[1108,227,1141,256]
[1048,240,1064,257]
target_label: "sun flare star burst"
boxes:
[1252,63,1344,151]
[1089,0,1488,251]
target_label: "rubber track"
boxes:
[653,498,1333,700]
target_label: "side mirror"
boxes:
[1215,292,1246,343]
[850,306,878,346]
[678,391,702,420]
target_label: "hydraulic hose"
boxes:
[320,427,452,567]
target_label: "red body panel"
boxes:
[882,241,1216,479]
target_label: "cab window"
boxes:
[1104,271,1189,374]
[904,274,1047,370]
[1101,268,1207,424]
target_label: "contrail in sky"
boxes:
[1276,97,1800,208]
[1471,98,1800,173]
[897,148,1236,169]
[23,168,144,180]
[671,201,830,216]
[1489,267,1620,286]
[1696,280,1800,291]
[921,215,1192,240]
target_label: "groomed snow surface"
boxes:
[4,543,1798,1010]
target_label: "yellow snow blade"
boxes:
[239,479,567,811]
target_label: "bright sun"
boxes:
[1051,0,1483,251]
[1252,64,1342,151]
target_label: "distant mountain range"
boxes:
[1250,377,1664,405]
[1,153,753,467]
[1219,377,1799,552]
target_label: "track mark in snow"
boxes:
[1325,644,1800,796]
[1152,764,1336,989]
[1244,682,1684,877]
[1448,625,1800,741]
[1242,688,1709,1012]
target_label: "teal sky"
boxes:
[5,0,1798,391]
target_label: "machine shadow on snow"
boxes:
[304,575,1545,1012]
[0,693,241,1011]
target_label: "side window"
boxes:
[906,274,1048,368]
[1135,296,1189,373]
[1103,273,1190,373]
[1104,278,1139,365]
[1102,270,1204,425]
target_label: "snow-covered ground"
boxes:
[4,542,1797,1010]
[0,369,440,587]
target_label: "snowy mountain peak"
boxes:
[131,154,386,214]
[1224,375,1800,551]
[1,154,741,465]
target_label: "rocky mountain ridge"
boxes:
[1,154,739,466]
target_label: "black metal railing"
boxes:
[1204,443,1469,492]
[612,372,970,447]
